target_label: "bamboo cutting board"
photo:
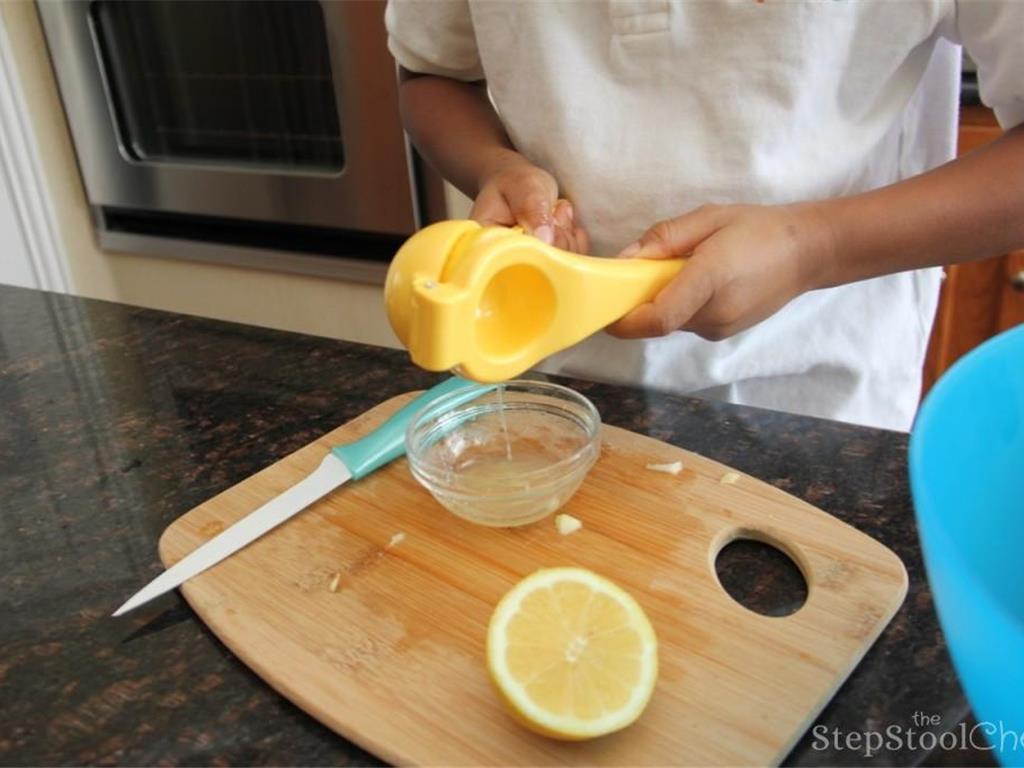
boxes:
[160,393,907,766]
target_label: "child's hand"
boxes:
[471,157,590,253]
[607,203,833,340]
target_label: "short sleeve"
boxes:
[955,0,1024,129]
[385,0,485,81]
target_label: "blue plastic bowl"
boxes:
[909,324,1024,766]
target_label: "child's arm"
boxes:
[398,69,588,252]
[607,124,1024,340]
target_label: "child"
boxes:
[385,1,1024,430]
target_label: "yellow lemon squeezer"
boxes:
[384,220,686,383]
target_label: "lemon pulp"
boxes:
[486,567,658,740]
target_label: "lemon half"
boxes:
[486,567,659,740]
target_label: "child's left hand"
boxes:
[606,203,834,340]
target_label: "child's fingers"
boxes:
[472,175,577,250]
[552,226,576,252]
[552,199,588,253]
[551,199,591,254]
[606,265,715,339]
[506,181,557,245]
[617,205,729,259]
[551,200,575,250]
[574,225,590,254]
[605,303,663,338]
[470,190,515,228]
[553,199,574,227]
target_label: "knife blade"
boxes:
[113,376,490,617]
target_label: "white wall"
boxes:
[0,152,34,288]
[0,5,67,292]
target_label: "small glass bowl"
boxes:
[406,381,601,527]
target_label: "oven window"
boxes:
[90,0,344,173]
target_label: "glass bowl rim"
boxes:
[405,379,602,493]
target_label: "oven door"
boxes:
[37,0,418,236]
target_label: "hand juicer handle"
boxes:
[330,376,492,480]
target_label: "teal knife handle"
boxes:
[331,377,492,480]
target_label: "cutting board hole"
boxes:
[714,537,807,617]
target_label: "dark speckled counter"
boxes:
[0,285,994,767]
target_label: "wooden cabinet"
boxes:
[922,106,1024,395]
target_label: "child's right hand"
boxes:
[471,156,589,254]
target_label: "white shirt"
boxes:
[386,0,1024,431]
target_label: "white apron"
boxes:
[387,0,1024,430]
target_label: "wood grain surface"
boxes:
[160,393,907,766]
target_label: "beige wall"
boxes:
[1,1,462,349]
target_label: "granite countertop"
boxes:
[0,284,993,767]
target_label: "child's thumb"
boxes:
[617,206,726,259]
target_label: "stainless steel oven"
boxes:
[37,0,443,282]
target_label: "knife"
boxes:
[113,377,489,617]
